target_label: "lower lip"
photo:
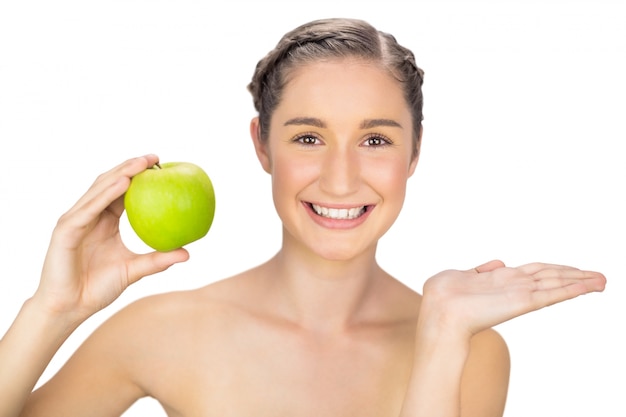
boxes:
[303,203,374,230]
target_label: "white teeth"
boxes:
[311,204,366,219]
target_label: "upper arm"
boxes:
[460,328,511,417]
[21,302,152,417]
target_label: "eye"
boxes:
[362,134,392,148]
[293,133,322,146]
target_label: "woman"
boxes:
[0,18,606,417]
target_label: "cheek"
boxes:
[270,154,319,198]
[365,156,412,198]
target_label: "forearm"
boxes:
[399,316,471,417]
[0,298,81,417]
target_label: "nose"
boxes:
[318,146,360,197]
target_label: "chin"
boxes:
[280,218,383,263]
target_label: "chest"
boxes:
[151,325,415,417]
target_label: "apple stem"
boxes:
[154,162,162,169]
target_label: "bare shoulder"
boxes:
[468,328,510,362]
[105,275,251,350]
[460,328,511,417]
[25,276,248,416]
[114,269,258,321]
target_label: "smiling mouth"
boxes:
[309,203,368,220]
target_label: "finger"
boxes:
[126,248,190,286]
[59,155,159,230]
[96,154,160,186]
[471,259,506,274]
[67,155,159,217]
[516,262,580,275]
[107,194,127,219]
[55,175,130,243]
[103,155,161,218]
[533,269,607,292]
[531,275,606,309]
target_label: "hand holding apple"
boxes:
[124,161,216,251]
[34,155,190,320]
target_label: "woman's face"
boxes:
[253,59,418,261]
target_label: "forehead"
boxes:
[274,59,411,125]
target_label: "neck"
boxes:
[262,231,386,334]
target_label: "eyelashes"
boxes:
[292,133,320,146]
[291,132,394,148]
[362,135,392,147]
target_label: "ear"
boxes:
[407,126,423,177]
[250,117,272,174]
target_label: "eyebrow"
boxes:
[284,117,327,128]
[283,117,403,129]
[359,118,403,129]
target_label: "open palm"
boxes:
[421,260,606,337]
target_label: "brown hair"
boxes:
[247,18,425,158]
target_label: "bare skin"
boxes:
[1,59,606,417]
[21,260,511,417]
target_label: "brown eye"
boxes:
[363,135,391,147]
[294,134,320,145]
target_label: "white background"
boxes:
[1,1,624,416]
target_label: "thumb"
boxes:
[471,259,506,274]
[127,248,190,284]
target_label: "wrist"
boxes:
[416,297,473,347]
[401,302,472,417]
[23,296,85,337]
[0,297,82,415]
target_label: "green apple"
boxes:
[124,162,215,252]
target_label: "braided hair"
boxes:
[247,18,425,158]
